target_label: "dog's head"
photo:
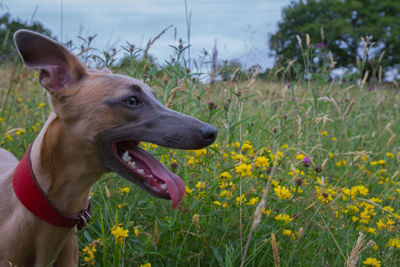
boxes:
[14,30,217,208]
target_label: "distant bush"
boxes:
[0,13,51,63]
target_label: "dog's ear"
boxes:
[14,29,87,93]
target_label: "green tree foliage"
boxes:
[269,0,400,79]
[0,13,51,62]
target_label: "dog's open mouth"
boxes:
[111,141,185,209]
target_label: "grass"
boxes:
[1,38,400,267]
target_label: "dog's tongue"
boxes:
[129,148,186,209]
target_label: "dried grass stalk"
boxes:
[152,220,159,248]
[320,26,324,42]
[346,232,376,267]
[271,233,280,267]
[167,86,181,108]
[240,161,276,267]
[343,100,355,119]
[143,25,173,59]
[296,35,302,48]
[296,115,302,138]
[360,71,369,88]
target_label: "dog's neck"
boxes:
[30,113,106,214]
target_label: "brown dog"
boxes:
[0,30,217,266]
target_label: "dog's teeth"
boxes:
[160,184,167,190]
[137,169,144,175]
[147,174,153,178]
[122,151,131,162]
[129,161,136,168]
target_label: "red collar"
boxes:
[12,145,92,231]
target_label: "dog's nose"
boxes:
[200,125,218,143]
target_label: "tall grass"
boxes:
[1,29,400,267]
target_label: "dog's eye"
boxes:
[123,96,139,107]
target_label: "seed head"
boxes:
[315,164,322,173]
[170,162,178,171]
[295,178,303,187]
[208,102,217,111]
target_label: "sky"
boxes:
[1,0,292,70]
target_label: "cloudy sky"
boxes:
[2,0,292,69]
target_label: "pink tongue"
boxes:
[129,148,186,209]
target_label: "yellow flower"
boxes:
[82,243,96,265]
[134,227,141,237]
[370,160,386,166]
[282,229,292,236]
[219,172,232,180]
[274,185,291,200]
[315,187,337,203]
[6,134,12,141]
[344,185,369,199]
[232,153,247,162]
[336,159,346,167]
[140,263,151,267]
[142,142,158,151]
[383,206,394,212]
[331,137,337,141]
[362,257,381,267]
[119,187,130,195]
[274,213,292,224]
[214,201,222,206]
[255,156,270,170]
[235,163,252,177]
[236,194,246,205]
[329,152,334,158]
[17,97,22,102]
[261,208,271,216]
[387,238,400,249]
[185,186,193,195]
[296,154,305,160]
[361,156,367,161]
[111,226,129,244]
[386,152,394,158]
[0,117,3,123]
[367,227,376,235]
[246,197,259,206]
[219,190,233,198]
[190,148,207,156]
[196,181,206,189]
[320,131,328,136]
[187,156,196,165]
[241,143,253,152]
[232,142,241,148]
[376,219,386,230]
[15,129,26,135]
[210,143,219,149]
[117,203,127,209]
[37,103,46,108]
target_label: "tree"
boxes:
[0,13,51,63]
[269,0,400,80]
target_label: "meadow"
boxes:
[1,37,400,267]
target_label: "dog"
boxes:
[0,29,217,266]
